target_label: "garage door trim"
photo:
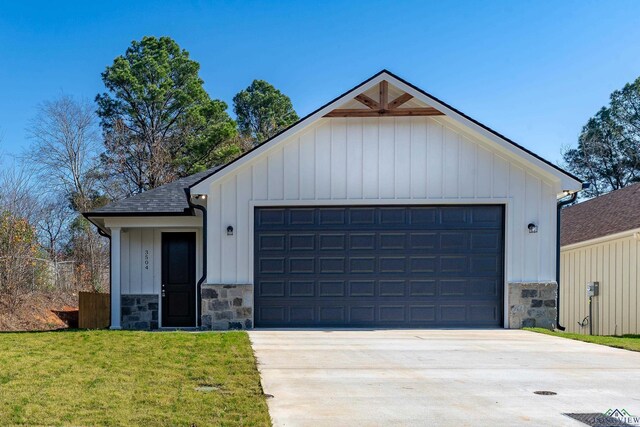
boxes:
[253,204,506,328]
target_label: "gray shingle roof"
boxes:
[561,183,640,246]
[85,166,222,216]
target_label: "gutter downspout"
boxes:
[185,189,207,329]
[556,183,590,331]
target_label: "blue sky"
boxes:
[1,0,640,164]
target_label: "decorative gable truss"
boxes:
[324,80,444,118]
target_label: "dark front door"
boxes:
[254,206,505,328]
[162,232,196,327]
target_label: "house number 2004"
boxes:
[144,250,149,270]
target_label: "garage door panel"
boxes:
[379,280,406,297]
[258,209,286,225]
[470,232,501,250]
[380,208,407,224]
[440,305,467,322]
[350,306,375,322]
[290,281,314,297]
[290,306,315,322]
[319,257,345,273]
[410,233,438,249]
[254,206,504,328]
[260,306,286,322]
[410,305,436,322]
[319,306,345,322]
[289,208,315,225]
[471,206,503,224]
[470,279,500,297]
[440,232,467,250]
[289,234,315,250]
[349,280,375,296]
[259,258,285,274]
[440,280,467,296]
[379,257,406,273]
[258,281,285,297]
[410,280,436,296]
[470,256,500,274]
[259,234,286,251]
[469,304,498,322]
[319,209,346,225]
[379,233,406,249]
[440,256,467,273]
[350,257,376,273]
[319,281,345,297]
[409,208,437,225]
[350,233,376,250]
[440,207,468,225]
[289,258,315,274]
[379,305,406,322]
[410,256,437,273]
[319,234,345,250]
[349,208,376,224]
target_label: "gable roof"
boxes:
[190,69,583,193]
[84,166,222,217]
[86,70,585,219]
[561,183,640,246]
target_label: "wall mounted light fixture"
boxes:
[227,225,234,236]
[528,223,538,233]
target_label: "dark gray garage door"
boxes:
[254,206,504,328]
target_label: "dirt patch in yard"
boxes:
[0,291,79,331]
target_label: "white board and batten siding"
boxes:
[561,231,640,335]
[205,116,560,285]
[118,227,202,295]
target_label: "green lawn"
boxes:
[526,327,640,352]
[0,330,271,426]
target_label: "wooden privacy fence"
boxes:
[79,292,110,329]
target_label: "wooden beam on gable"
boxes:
[388,93,413,109]
[324,107,443,117]
[324,80,442,118]
[354,94,380,110]
[379,81,389,109]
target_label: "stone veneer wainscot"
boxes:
[508,282,557,329]
[201,284,253,330]
[121,295,158,330]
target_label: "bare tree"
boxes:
[35,196,72,263]
[0,161,39,221]
[25,94,98,211]
[23,95,108,291]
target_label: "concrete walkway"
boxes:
[248,329,640,426]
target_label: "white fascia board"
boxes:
[104,216,202,229]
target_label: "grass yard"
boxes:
[0,330,271,426]
[527,327,640,352]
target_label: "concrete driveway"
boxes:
[248,329,640,426]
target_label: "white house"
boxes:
[84,70,584,330]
